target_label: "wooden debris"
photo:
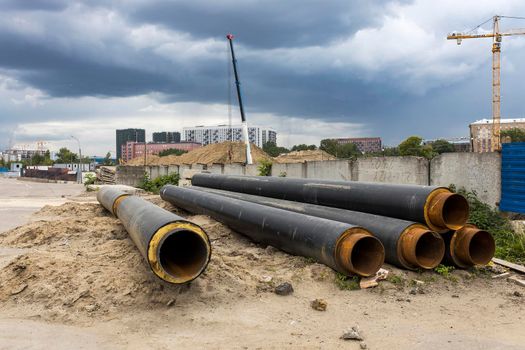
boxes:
[507,276,525,288]
[360,268,389,289]
[492,258,525,274]
[492,272,511,279]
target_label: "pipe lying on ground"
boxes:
[97,187,211,284]
[191,173,469,233]
[190,186,445,270]
[442,224,495,268]
[160,185,385,277]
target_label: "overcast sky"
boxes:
[1,0,525,156]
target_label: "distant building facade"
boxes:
[153,131,181,143]
[121,141,202,162]
[470,118,525,153]
[183,125,277,147]
[1,148,47,162]
[423,137,471,152]
[335,137,382,153]
[116,128,145,161]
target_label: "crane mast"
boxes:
[448,15,525,152]
[226,33,253,165]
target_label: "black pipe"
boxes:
[191,173,469,233]
[97,187,211,284]
[190,186,445,270]
[442,224,495,268]
[160,185,385,277]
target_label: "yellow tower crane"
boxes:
[448,15,525,152]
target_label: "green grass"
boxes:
[434,264,454,277]
[334,273,360,290]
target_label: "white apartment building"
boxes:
[183,124,277,147]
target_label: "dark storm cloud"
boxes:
[126,0,390,49]
[0,0,69,11]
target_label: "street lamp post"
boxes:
[71,135,82,184]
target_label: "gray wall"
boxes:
[115,153,502,207]
[431,152,500,207]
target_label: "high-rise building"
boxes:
[183,124,277,147]
[152,131,181,143]
[470,118,525,152]
[335,137,382,153]
[116,129,145,161]
[121,141,201,162]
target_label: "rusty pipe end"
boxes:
[147,222,211,284]
[425,189,469,232]
[336,228,385,277]
[399,225,445,269]
[451,224,495,267]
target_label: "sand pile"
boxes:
[0,197,332,324]
[274,150,336,163]
[125,142,272,166]
[125,155,161,166]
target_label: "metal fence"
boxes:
[500,142,525,213]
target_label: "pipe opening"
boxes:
[468,230,495,265]
[159,230,210,283]
[415,231,445,269]
[441,194,469,230]
[350,236,385,277]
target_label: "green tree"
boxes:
[501,128,525,143]
[398,136,434,158]
[158,148,188,157]
[55,147,78,164]
[431,139,456,154]
[320,139,361,158]
[290,144,317,152]
[263,142,290,157]
[102,152,114,165]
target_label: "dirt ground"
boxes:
[0,181,524,349]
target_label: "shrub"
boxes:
[139,172,180,194]
[257,159,272,176]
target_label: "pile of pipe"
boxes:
[160,174,495,278]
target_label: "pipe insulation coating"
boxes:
[441,224,495,268]
[191,174,470,233]
[160,185,385,277]
[97,187,211,284]
[190,186,445,270]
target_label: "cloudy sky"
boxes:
[1,0,525,156]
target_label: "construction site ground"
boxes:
[0,177,523,349]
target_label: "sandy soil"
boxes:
[0,187,524,349]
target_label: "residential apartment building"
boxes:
[152,131,181,143]
[116,128,145,161]
[335,137,382,153]
[1,148,48,162]
[183,124,277,147]
[121,141,201,162]
[470,118,525,152]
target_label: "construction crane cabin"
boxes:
[226,33,253,165]
[447,15,525,152]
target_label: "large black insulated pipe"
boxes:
[160,185,385,277]
[442,224,495,268]
[190,186,445,270]
[97,187,211,284]
[191,173,469,233]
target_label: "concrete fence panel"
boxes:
[431,152,501,207]
[223,163,245,175]
[271,162,306,178]
[306,160,351,180]
[167,165,179,174]
[115,166,145,187]
[208,164,224,174]
[355,157,428,185]
[245,164,260,176]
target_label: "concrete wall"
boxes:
[306,160,351,180]
[115,166,145,187]
[430,152,501,207]
[272,162,306,178]
[355,157,429,185]
[115,153,502,207]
